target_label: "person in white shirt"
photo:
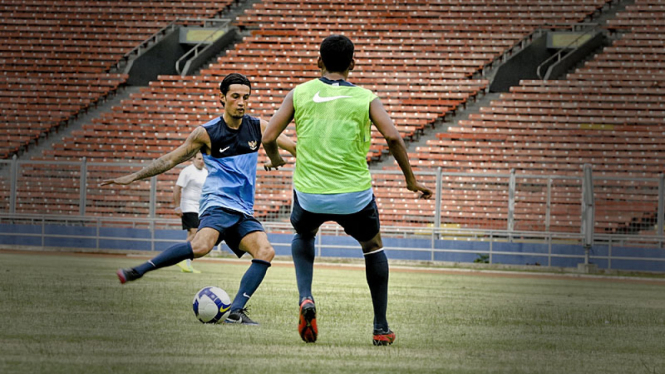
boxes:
[173,151,208,273]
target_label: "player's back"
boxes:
[292,78,376,194]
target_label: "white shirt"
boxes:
[176,164,208,213]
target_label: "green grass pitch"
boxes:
[0,251,664,374]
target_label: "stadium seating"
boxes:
[10,0,661,236]
[0,0,235,159]
[404,0,665,232]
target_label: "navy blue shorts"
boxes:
[290,192,380,242]
[198,206,265,258]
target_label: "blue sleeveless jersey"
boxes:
[199,115,262,216]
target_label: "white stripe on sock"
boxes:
[148,260,156,268]
[363,248,384,256]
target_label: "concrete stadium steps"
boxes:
[0,0,237,159]
[397,0,665,233]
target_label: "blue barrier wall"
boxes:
[1,223,663,272]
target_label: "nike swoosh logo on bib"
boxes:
[312,91,352,103]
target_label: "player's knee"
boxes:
[190,245,212,258]
[253,244,275,262]
[361,242,382,254]
[360,234,383,254]
[190,239,214,258]
[295,230,317,241]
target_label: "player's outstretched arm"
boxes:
[101,127,209,186]
[262,90,296,170]
[369,98,433,199]
[260,118,296,158]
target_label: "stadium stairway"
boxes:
[15,86,143,162]
[373,0,634,173]
[370,91,501,170]
[0,0,240,160]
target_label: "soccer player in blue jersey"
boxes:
[102,73,296,325]
[263,35,432,344]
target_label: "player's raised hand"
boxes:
[100,175,135,186]
[407,181,433,200]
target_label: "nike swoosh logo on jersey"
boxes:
[219,146,230,153]
[312,91,352,103]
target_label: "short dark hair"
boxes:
[320,35,354,73]
[219,73,251,95]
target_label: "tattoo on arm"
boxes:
[133,157,173,181]
[180,145,200,161]
[131,127,205,182]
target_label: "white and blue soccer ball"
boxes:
[192,286,232,324]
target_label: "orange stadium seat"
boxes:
[0,0,235,158]
[399,1,665,233]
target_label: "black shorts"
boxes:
[290,192,380,242]
[181,212,200,230]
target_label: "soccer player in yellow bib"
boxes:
[263,35,432,345]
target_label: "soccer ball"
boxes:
[192,286,232,324]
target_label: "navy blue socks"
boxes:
[230,259,271,312]
[134,242,194,276]
[291,233,316,303]
[364,249,390,332]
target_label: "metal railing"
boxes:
[113,18,231,74]
[537,23,600,79]
[175,19,232,76]
[1,158,663,239]
[1,213,663,271]
[114,22,179,74]
[1,157,664,270]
